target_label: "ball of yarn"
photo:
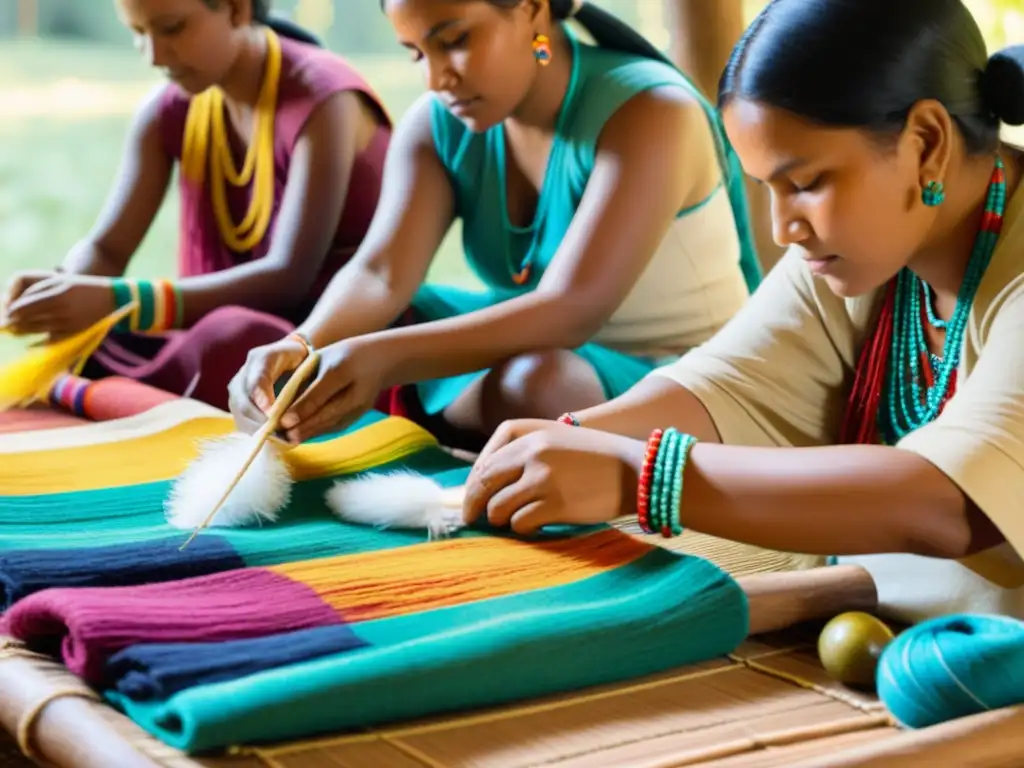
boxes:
[876,613,1024,729]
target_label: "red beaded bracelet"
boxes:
[636,428,663,534]
[557,412,580,427]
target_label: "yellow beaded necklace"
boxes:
[181,26,282,253]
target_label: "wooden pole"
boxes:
[17,0,39,38]
[800,706,1024,767]
[663,0,785,274]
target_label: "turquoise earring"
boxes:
[922,180,946,207]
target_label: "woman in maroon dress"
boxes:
[1,0,391,411]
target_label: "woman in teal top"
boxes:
[229,0,761,450]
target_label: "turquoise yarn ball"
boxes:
[876,613,1024,729]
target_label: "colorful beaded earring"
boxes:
[922,180,946,207]
[532,33,552,66]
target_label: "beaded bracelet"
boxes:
[557,412,580,426]
[637,427,697,537]
[111,278,183,334]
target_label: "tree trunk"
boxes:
[17,0,39,37]
[664,0,785,274]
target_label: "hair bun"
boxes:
[981,46,1024,126]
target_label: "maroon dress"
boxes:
[81,37,391,411]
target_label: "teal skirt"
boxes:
[410,285,663,416]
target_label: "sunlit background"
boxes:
[1,0,1022,363]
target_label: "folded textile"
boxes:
[107,624,368,701]
[0,536,246,608]
[1,567,345,683]
[0,375,168,434]
[3,528,693,686]
[49,375,178,421]
[105,539,748,753]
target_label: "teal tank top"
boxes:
[429,29,762,296]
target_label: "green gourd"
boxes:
[818,611,895,690]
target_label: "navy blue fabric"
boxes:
[106,624,368,700]
[0,536,246,610]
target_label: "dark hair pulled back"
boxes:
[203,0,324,47]
[718,0,1024,155]
[377,0,673,65]
[376,0,764,290]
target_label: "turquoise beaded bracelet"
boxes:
[643,427,697,538]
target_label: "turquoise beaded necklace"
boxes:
[877,157,1006,445]
[635,158,1008,540]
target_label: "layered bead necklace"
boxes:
[181,26,282,254]
[842,156,1007,446]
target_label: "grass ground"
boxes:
[0,40,477,364]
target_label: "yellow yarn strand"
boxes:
[181,26,282,253]
[0,414,437,496]
[0,303,137,412]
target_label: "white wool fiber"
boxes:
[325,471,465,540]
[165,433,292,530]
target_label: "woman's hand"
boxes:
[3,270,57,315]
[2,273,115,340]
[275,335,397,443]
[227,336,310,435]
[462,420,647,535]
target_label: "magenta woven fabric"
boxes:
[0,568,342,683]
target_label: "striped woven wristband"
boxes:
[110,279,136,333]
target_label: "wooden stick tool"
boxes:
[179,350,321,551]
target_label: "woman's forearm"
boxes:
[61,241,128,278]
[295,264,410,349]
[171,261,319,327]
[62,241,353,330]
[570,376,722,442]
[374,292,606,388]
[679,442,983,558]
[567,377,996,558]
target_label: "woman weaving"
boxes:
[228,0,761,450]
[461,0,1024,621]
[1,0,391,411]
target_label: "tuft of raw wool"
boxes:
[325,471,466,540]
[171,348,320,549]
[165,434,292,530]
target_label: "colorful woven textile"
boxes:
[110,531,744,753]
[0,404,467,606]
[0,398,749,754]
